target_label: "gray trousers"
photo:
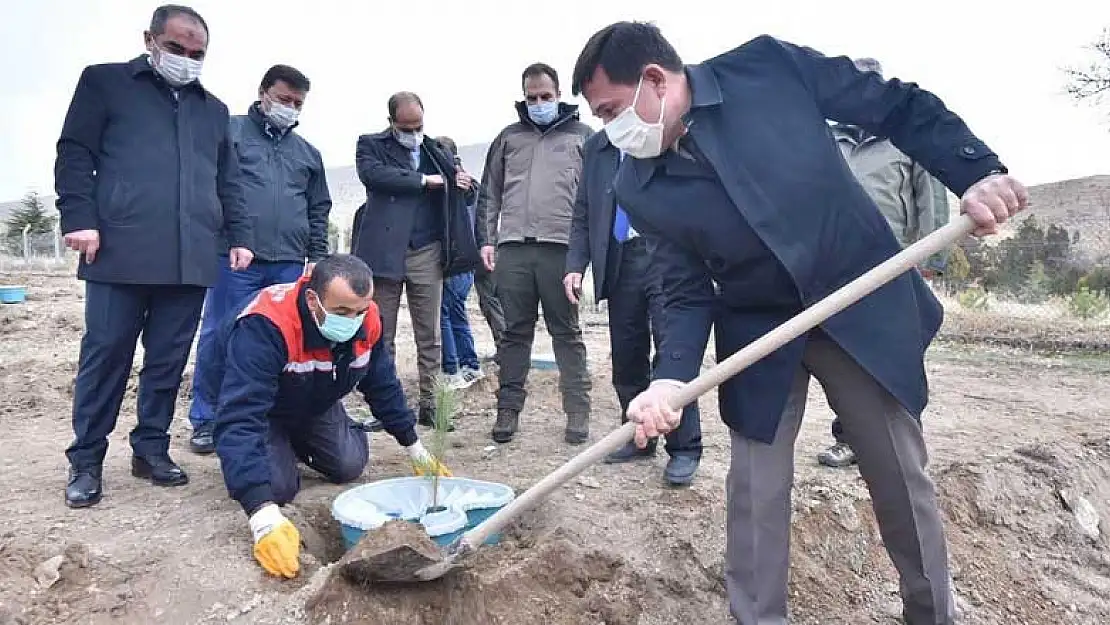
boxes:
[373,243,443,409]
[473,261,505,350]
[726,332,954,625]
[493,241,591,416]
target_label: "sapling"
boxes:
[426,374,458,511]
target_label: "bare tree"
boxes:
[1065,28,1110,102]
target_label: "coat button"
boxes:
[961,145,976,155]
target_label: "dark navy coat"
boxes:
[566,131,624,301]
[353,131,479,281]
[614,36,1005,443]
[54,56,251,287]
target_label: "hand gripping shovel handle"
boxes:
[457,215,974,550]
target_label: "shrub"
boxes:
[1068,286,1110,320]
[956,287,990,311]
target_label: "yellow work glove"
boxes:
[249,503,301,578]
[406,440,453,477]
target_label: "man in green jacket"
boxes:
[818,57,951,468]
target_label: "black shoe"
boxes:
[664,454,700,487]
[564,414,590,445]
[604,440,657,464]
[418,405,455,431]
[131,454,189,487]
[189,422,215,455]
[65,467,103,508]
[491,409,519,444]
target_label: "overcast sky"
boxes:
[2,0,1109,201]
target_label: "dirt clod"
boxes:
[308,535,647,625]
[334,519,443,584]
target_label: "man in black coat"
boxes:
[352,92,479,427]
[565,131,701,485]
[572,22,1028,624]
[55,4,253,508]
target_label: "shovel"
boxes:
[350,214,976,584]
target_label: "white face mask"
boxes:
[603,76,666,159]
[152,47,203,87]
[394,128,424,150]
[265,99,300,129]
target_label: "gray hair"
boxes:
[150,4,209,37]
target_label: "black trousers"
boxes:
[66,281,206,469]
[607,238,702,457]
[269,402,370,503]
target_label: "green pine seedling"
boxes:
[428,375,457,509]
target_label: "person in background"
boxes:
[472,249,506,363]
[565,132,702,486]
[818,56,951,469]
[572,21,1026,624]
[475,63,594,445]
[187,63,332,455]
[198,254,451,580]
[353,92,479,430]
[55,4,253,509]
[435,135,486,390]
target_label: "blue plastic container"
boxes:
[0,285,27,304]
[332,476,515,550]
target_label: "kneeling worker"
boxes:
[198,254,451,578]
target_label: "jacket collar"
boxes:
[248,102,297,139]
[684,62,724,115]
[297,283,368,350]
[513,101,581,132]
[625,64,723,189]
[128,54,208,98]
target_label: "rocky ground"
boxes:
[0,269,1108,625]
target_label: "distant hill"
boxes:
[1011,175,1110,261]
[0,141,493,232]
[5,164,1107,261]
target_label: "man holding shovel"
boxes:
[572,23,1027,625]
[198,254,452,579]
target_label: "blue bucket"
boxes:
[0,285,27,304]
[332,476,515,550]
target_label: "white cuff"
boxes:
[650,379,685,390]
[406,440,430,462]
[248,503,284,543]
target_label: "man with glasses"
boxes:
[55,4,253,508]
[186,64,332,455]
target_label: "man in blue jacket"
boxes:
[187,63,333,455]
[55,4,254,509]
[572,22,1028,625]
[199,254,451,579]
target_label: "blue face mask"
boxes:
[527,100,559,125]
[310,291,365,343]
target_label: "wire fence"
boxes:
[3,213,1110,348]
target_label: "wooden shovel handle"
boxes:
[460,215,974,549]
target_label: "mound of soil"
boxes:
[306,536,645,625]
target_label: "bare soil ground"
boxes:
[1,269,1108,625]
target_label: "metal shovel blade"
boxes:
[335,519,447,584]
